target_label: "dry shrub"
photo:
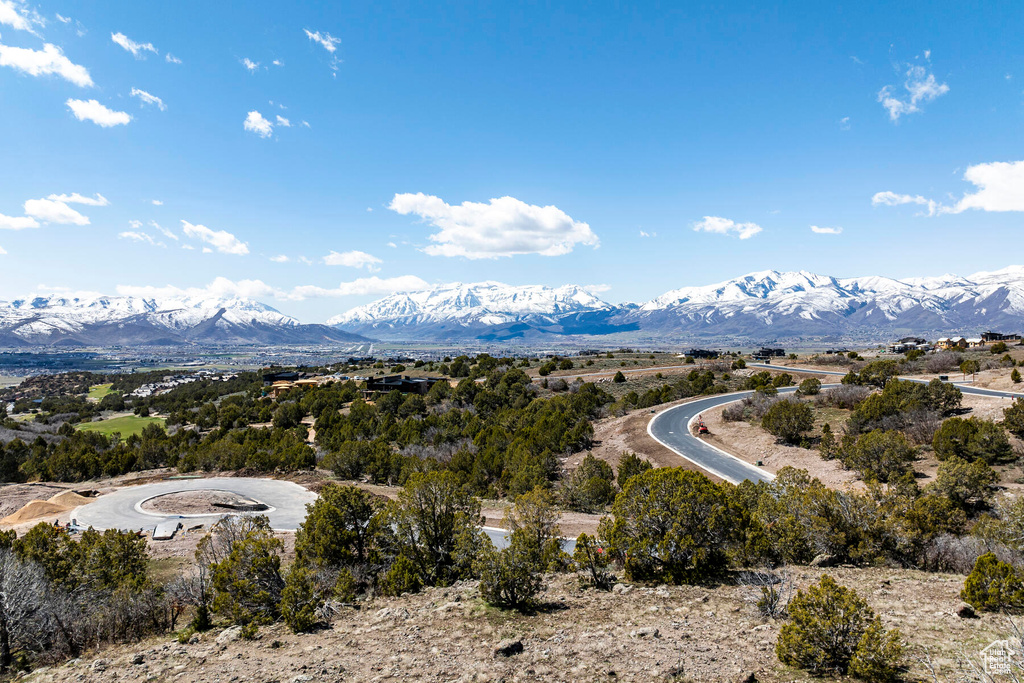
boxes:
[817,384,871,410]
[722,402,747,422]
[925,351,962,374]
[920,534,1024,574]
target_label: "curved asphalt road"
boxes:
[652,363,1023,485]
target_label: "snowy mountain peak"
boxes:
[328,281,613,327]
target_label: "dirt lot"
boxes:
[23,566,1010,683]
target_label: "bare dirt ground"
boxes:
[24,566,1009,683]
[140,490,267,515]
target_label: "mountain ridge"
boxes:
[329,267,1024,342]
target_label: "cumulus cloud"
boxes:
[388,193,599,259]
[871,190,940,216]
[692,216,762,240]
[241,57,258,72]
[638,230,655,237]
[0,213,39,229]
[151,199,163,206]
[165,53,181,64]
[111,31,157,58]
[323,250,382,270]
[878,63,949,122]
[304,29,340,53]
[66,98,131,126]
[24,198,90,225]
[876,160,1024,217]
[130,87,165,110]
[181,220,249,255]
[272,59,282,66]
[0,41,92,86]
[243,110,273,138]
[810,225,843,235]
[275,115,290,127]
[270,255,289,263]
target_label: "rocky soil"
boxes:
[21,567,1010,683]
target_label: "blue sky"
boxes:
[1,1,1023,322]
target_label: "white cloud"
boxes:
[243,110,273,138]
[54,12,70,24]
[583,284,611,294]
[151,199,163,206]
[275,115,290,127]
[181,220,249,255]
[130,87,166,110]
[24,198,89,225]
[116,277,277,301]
[304,29,340,53]
[241,57,258,72]
[878,63,949,122]
[165,53,181,64]
[871,190,940,216]
[810,225,843,235]
[298,256,313,265]
[322,250,382,270]
[0,41,92,86]
[118,230,164,247]
[839,116,850,130]
[639,230,655,237]
[946,160,1024,213]
[270,254,289,263]
[181,244,194,250]
[0,213,39,229]
[150,220,177,240]
[272,59,282,66]
[386,241,397,248]
[66,98,131,127]
[0,0,37,31]
[46,192,108,206]
[0,246,6,254]
[389,193,599,259]
[111,31,157,58]
[301,120,310,128]
[692,216,762,240]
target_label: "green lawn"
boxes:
[88,383,114,400]
[77,415,165,438]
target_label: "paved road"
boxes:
[648,388,802,484]
[72,477,318,532]
[652,364,1023,485]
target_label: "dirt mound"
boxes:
[47,491,93,507]
[1,499,71,524]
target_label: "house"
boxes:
[936,337,967,350]
[887,337,929,353]
[981,331,1022,343]
[753,347,785,360]
[364,375,443,396]
[685,348,720,359]
[262,370,300,385]
[966,338,986,348]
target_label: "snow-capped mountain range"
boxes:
[0,294,366,347]
[5,266,1024,347]
[330,267,1024,342]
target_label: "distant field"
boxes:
[77,415,165,438]
[88,383,114,400]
